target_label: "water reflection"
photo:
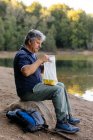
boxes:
[56,60,93,101]
[0,58,13,67]
[81,89,93,101]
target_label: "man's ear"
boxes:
[28,40,32,45]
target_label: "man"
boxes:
[13,29,80,133]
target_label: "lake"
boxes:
[0,57,93,101]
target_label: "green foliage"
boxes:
[0,17,5,50]
[0,0,7,17]
[42,25,56,52]
[0,0,93,51]
[26,2,42,16]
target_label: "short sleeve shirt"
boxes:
[13,47,42,97]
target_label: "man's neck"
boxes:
[25,45,34,54]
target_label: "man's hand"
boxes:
[38,54,49,63]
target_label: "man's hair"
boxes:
[24,29,46,45]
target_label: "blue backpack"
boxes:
[6,108,48,132]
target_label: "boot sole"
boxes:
[55,128,80,134]
[68,121,80,125]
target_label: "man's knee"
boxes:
[57,82,65,88]
[53,85,63,95]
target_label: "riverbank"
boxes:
[0,50,93,58]
[0,66,93,140]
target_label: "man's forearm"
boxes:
[21,59,43,77]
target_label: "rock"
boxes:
[5,100,55,128]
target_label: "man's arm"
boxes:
[21,55,49,77]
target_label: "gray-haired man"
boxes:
[13,29,80,133]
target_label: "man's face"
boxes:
[30,38,42,53]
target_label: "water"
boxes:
[0,58,93,101]
[56,60,93,101]
[0,58,13,67]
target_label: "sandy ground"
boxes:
[0,66,93,140]
[0,50,93,58]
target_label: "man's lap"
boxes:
[20,82,65,101]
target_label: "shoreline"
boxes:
[0,50,93,58]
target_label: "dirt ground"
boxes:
[0,66,93,140]
[0,50,93,58]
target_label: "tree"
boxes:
[0,0,93,51]
[0,0,7,18]
[42,25,56,52]
[25,2,42,16]
[67,10,90,49]
[0,17,5,50]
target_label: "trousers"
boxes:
[21,82,71,121]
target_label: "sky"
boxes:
[18,0,93,14]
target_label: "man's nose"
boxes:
[39,44,41,48]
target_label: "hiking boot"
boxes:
[55,120,80,134]
[67,115,80,125]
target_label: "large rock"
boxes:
[5,100,56,129]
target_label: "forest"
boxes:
[0,0,93,52]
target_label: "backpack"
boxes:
[6,108,48,132]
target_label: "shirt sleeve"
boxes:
[17,54,32,70]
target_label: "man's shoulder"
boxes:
[15,47,27,58]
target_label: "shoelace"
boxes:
[57,116,70,126]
